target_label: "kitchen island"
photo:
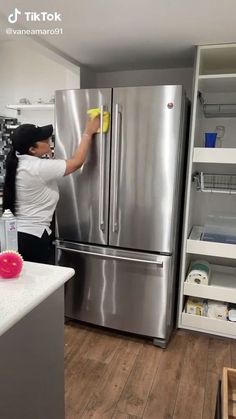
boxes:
[0,261,75,419]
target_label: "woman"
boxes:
[3,116,100,263]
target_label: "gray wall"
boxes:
[79,66,97,88]
[95,67,193,99]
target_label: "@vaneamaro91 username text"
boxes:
[6,27,63,35]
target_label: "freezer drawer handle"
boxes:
[99,105,106,231]
[112,104,121,232]
[56,246,163,266]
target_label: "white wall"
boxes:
[95,67,193,99]
[0,40,80,126]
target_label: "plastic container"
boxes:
[0,209,18,251]
[204,132,217,147]
[202,214,236,244]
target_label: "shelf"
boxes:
[198,75,236,93]
[203,103,236,118]
[187,226,236,259]
[5,125,19,129]
[193,148,236,164]
[6,104,54,115]
[199,45,236,76]
[181,312,236,338]
[184,264,236,304]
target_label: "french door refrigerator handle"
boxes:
[56,245,163,266]
[99,105,105,231]
[112,104,121,232]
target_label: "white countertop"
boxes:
[0,261,75,337]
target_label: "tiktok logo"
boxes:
[8,8,21,23]
[7,9,62,23]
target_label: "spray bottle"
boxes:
[0,209,18,252]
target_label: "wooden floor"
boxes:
[65,321,235,419]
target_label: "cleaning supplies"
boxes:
[0,250,23,279]
[228,304,236,321]
[0,209,18,252]
[87,108,110,133]
[207,300,228,320]
[185,297,208,316]
[186,260,211,285]
[185,297,229,320]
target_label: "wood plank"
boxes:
[81,329,124,364]
[202,338,231,419]
[222,367,229,419]
[112,411,140,419]
[117,342,162,417]
[64,324,234,419]
[207,338,231,374]
[65,358,106,419]
[142,331,188,419]
[222,368,236,419]
[80,340,142,419]
[64,323,93,373]
[64,323,91,355]
[172,334,209,419]
[231,339,236,369]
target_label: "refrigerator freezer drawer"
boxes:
[56,243,175,340]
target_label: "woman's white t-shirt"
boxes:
[15,155,66,238]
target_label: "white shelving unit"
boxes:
[178,43,236,339]
[6,104,54,115]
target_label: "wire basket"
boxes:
[193,172,236,194]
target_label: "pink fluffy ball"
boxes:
[0,251,23,279]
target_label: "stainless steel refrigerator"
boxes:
[55,85,188,347]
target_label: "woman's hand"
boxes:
[65,115,101,175]
[84,116,100,136]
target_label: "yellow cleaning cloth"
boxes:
[87,108,110,133]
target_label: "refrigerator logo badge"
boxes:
[167,103,174,109]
